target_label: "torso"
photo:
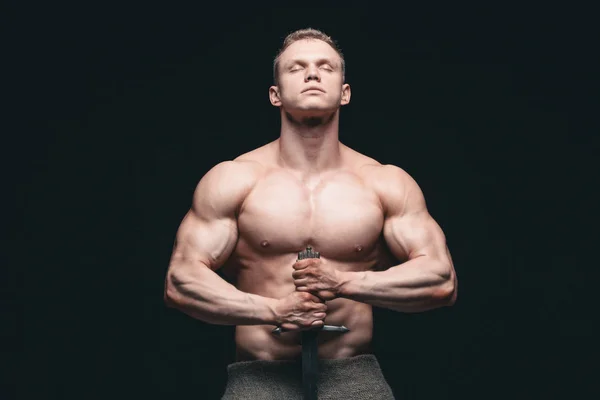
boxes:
[221,139,397,361]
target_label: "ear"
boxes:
[340,83,351,106]
[269,85,282,107]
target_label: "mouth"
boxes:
[302,87,325,93]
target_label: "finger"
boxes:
[281,323,299,331]
[320,290,335,299]
[293,261,309,270]
[292,270,304,279]
[304,292,324,303]
[314,312,326,319]
[294,278,308,287]
[307,291,328,304]
[296,286,309,292]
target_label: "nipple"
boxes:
[260,240,269,248]
[355,245,363,252]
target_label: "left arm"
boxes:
[338,165,457,312]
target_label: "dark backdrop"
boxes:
[6,3,597,400]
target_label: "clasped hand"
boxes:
[292,258,343,301]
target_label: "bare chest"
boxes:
[236,170,384,261]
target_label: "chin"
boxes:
[296,110,334,119]
[296,103,338,114]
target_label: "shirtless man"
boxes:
[164,28,457,399]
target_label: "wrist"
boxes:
[261,295,280,326]
[337,270,366,298]
[247,293,279,325]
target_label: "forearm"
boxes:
[339,256,456,312]
[165,261,277,326]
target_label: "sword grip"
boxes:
[272,247,323,336]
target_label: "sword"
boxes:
[271,246,350,400]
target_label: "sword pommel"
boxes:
[298,246,320,260]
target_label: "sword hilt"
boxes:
[298,246,320,260]
[272,246,350,336]
[272,325,350,335]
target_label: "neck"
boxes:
[277,110,342,174]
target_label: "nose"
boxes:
[305,65,320,82]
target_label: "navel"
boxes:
[260,240,270,248]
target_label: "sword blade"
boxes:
[301,329,319,400]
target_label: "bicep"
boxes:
[379,165,451,267]
[171,210,238,271]
[169,161,251,272]
[383,210,449,264]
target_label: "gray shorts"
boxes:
[221,354,395,399]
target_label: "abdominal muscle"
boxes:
[227,254,376,362]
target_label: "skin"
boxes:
[164,39,457,362]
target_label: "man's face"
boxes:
[269,39,350,117]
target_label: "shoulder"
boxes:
[198,159,262,186]
[192,157,264,217]
[360,163,426,216]
[233,140,278,164]
[342,143,411,185]
[197,141,275,189]
[340,145,419,214]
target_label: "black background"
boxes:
[6,2,598,399]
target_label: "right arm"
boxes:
[164,161,277,326]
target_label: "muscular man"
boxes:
[164,28,457,399]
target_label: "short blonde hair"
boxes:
[273,28,345,85]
